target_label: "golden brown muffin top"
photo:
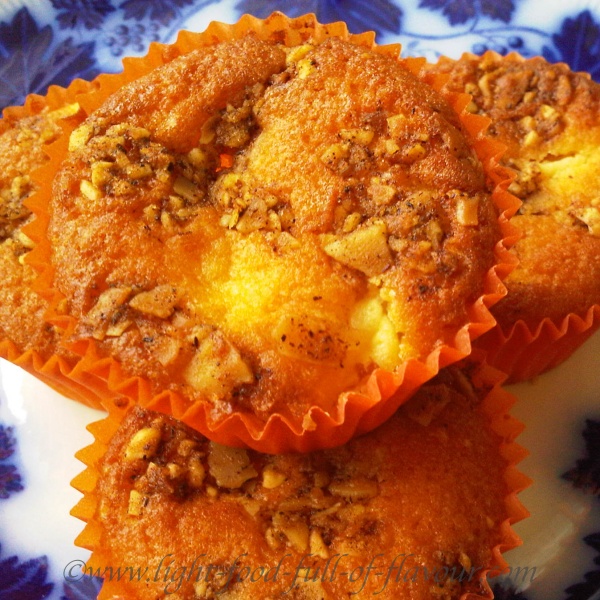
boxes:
[427,53,600,325]
[90,365,511,600]
[0,104,80,355]
[49,36,499,424]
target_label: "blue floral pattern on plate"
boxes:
[418,0,516,25]
[0,545,53,600]
[2,0,600,109]
[0,425,22,499]
[1,1,600,599]
[0,7,97,108]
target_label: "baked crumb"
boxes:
[49,36,500,422]
[426,53,600,325]
[92,366,511,599]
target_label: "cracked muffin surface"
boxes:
[48,35,500,424]
[426,53,600,327]
[83,365,512,600]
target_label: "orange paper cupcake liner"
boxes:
[26,12,520,452]
[70,356,530,600]
[475,305,600,383]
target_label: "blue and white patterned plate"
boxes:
[1,1,600,599]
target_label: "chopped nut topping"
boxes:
[386,113,408,135]
[183,331,254,397]
[111,405,399,594]
[152,336,182,367]
[309,529,329,559]
[272,513,310,552]
[234,198,269,233]
[455,194,480,226]
[339,128,374,145]
[341,211,362,233]
[262,466,286,489]
[129,126,151,141]
[320,143,349,169]
[127,489,145,516]
[80,179,102,201]
[207,443,258,489]
[129,285,179,319]
[105,319,133,338]
[177,439,196,457]
[173,176,202,203]
[124,426,162,461]
[187,455,206,489]
[322,220,392,277]
[296,57,317,79]
[403,142,427,163]
[86,286,132,340]
[198,116,218,145]
[69,123,94,151]
[125,162,153,181]
[368,178,396,206]
[384,139,400,155]
[285,44,314,65]
[328,478,379,500]
[90,160,115,188]
[14,230,34,249]
[187,147,212,170]
[523,130,540,147]
[238,497,261,517]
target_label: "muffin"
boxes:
[426,52,600,380]
[0,86,114,407]
[31,14,515,450]
[71,362,528,600]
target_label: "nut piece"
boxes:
[187,455,206,489]
[322,220,392,277]
[339,128,374,145]
[368,178,396,206]
[129,285,179,319]
[124,427,162,461]
[455,195,480,226]
[328,478,379,500]
[48,102,81,120]
[127,490,145,516]
[14,230,34,249]
[125,162,153,181]
[207,442,258,489]
[403,143,427,163]
[69,123,94,151]
[184,332,254,397]
[80,179,102,201]
[320,143,349,168]
[310,530,329,559]
[286,44,314,65]
[105,319,133,338]
[342,211,362,233]
[173,176,201,203]
[272,513,309,552]
[262,466,286,489]
[296,57,316,79]
[86,286,132,339]
[90,161,115,188]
